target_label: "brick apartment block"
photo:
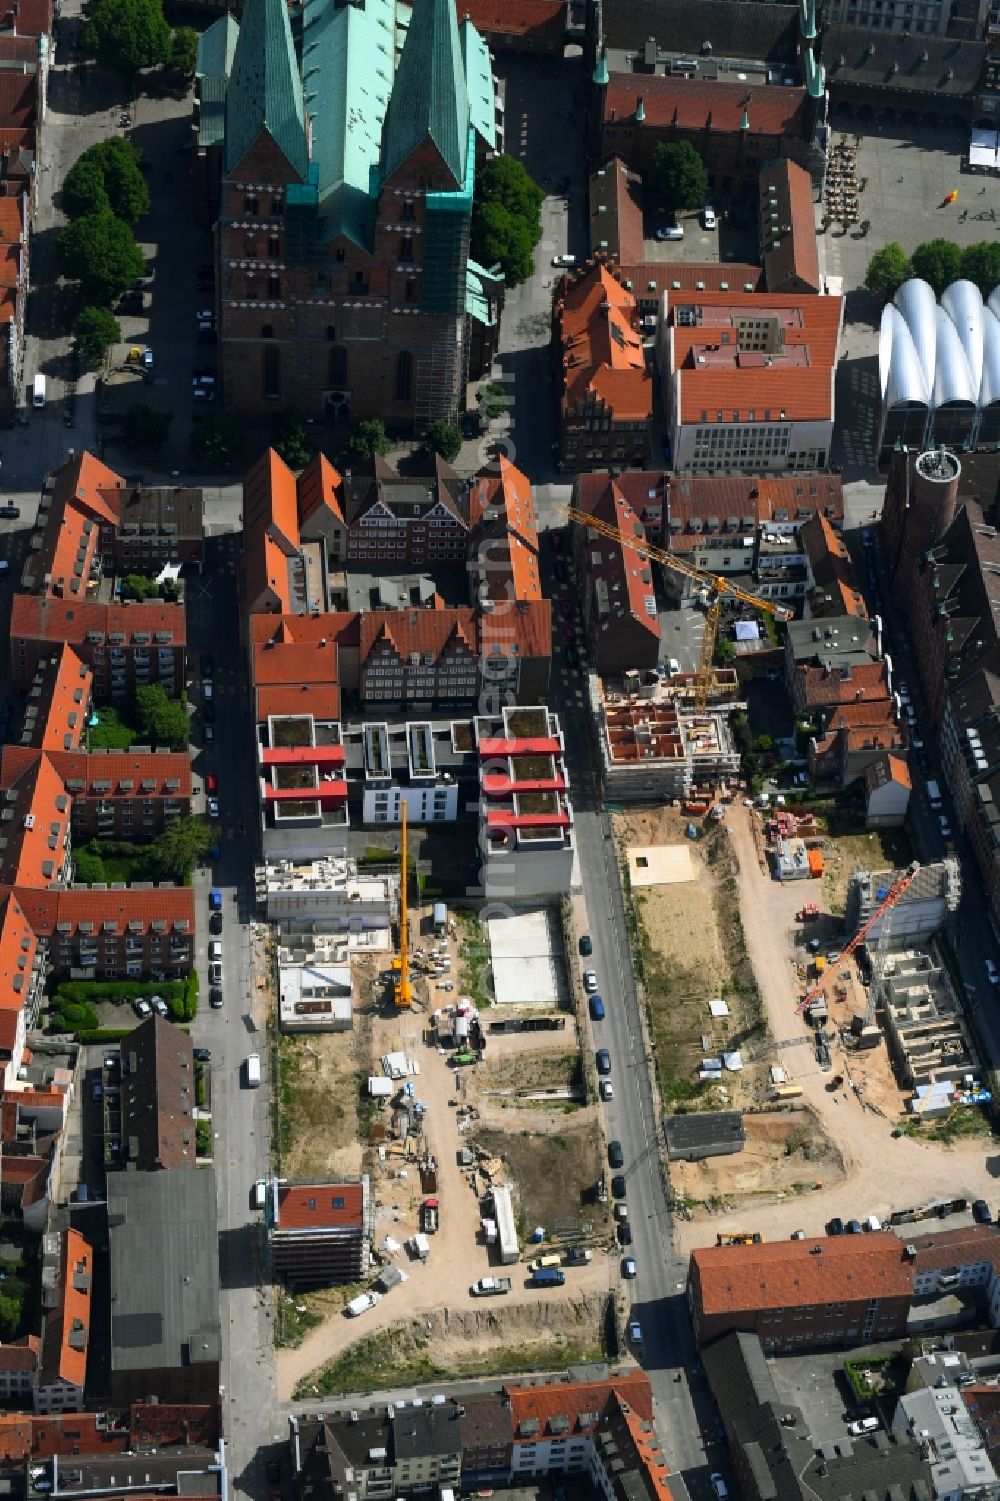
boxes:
[689,1234,913,1351]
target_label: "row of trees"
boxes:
[865,238,1000,302]
[60,137,150,356]
[84,0,195,79]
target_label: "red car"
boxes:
[563,624,575,642]
[206,773,218,793]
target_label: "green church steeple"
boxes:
[224,0,308,178]
[382,0,470,188]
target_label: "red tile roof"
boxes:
[31,645,92,753]
[6,884,195,939]
[5,0,51,36]
[0,752,70,888]
[252,638,341,722]
[0,71,36,128]
[619,262,763,299]
[41,1228,91,1390]
[480,598,552,662]
[692,1235,914,1316]
[604,73,807,136]
[759,159,821,294]
[297,452,344,528]
[866,752,911,792]
[797,660,890,709]
[0,1335,38,1373]
[276,1181,364,1230]
[249,611,360,648]
[671,290,843,425]
[10,595,186,649]
[556,262,652,423]
[470,457,543,603]
[800,512,866,617]
[579,478,661,643]
[0,1415,30,1460]
[0,892,37,1033]
[454,0,564,37]
[40,749,192,799]
[589,156,645,265]
[907,1224,1000,1274]
[662,472,844,551]
[360,607,478,665]
[506,1369,654,1431]
[129,1403,221,1450]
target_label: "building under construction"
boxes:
[876,946,980,1114]
[845,860,961,948]
[591,672,743,802]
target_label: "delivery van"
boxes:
[529,1254,562,1272]
[244,1052,261,1088]
[32,373,45,408]
[530,1267,566,1287]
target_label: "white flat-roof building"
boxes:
[261,856,397,926]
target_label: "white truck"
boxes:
[470,1276,512,1297]
[345,1290,381,1318]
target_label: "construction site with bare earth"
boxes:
[614,794,999,1254]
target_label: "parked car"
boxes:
[701,206,717,229]
[551,254,577,267]
[583,969,598,992]
[209,962,222,985]
[846,1219,863,1234]
[132,998,151,1018]
[596,1048,611,1076]
[209,986,223,1009]
[939,814,952,838]
[710,1476,728,1500]
[204,724,215,742]
[656,225,684,240]
[600,1079,614,1101]
[973,1198,992,1223]
[608,1139,624,1168]
[203,702,216,724]
[621,1256,637,1279]
[617,1221,632,1245]
[628,1319,642,1343]
[826,1216,845,1235]
[0,504,20,519]
[848,1417,880,1437]
[579,933,593,956]
[207,797,220,819]
[206,773,218,793]
[986,960,999,987]
[209,911,223,935]
[589,996,605,1020]
[611,1174,627,1199]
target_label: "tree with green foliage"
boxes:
[346,418,391,463]
[62,156,111,220]
[0,1294,21,1340]
[471,200,535,287]
[170,24,197,77]
[149,816,214,884]
[73,847,107,883]
[74,305,120,362]
[190,410,243,467]
[471,154,543,289]
[134,683,188,750]
[477,381,508,421]
[123,402,172,451]
[911,238,963,295]
[864,241,912,303]
[64,139,149,225]
[961,240,1000,298]
[274,408,311,468]
[422,419,462,463]
[58,210,145,305]
[650,141,708,217]
[84,0,170,74]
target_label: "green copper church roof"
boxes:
[382,0,469,188]
[196,12,238,82]
[225,0,308,178]
[301,0,398,249]
[460,15,496,154]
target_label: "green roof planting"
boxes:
[300,0,399,249]
[225,0,308,178]
[459,15,496,153]
[382,0,470,188]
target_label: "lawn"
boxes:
[87,706,140,751]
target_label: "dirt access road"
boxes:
[275,1036,614,1399]
[674,805,1000,1251]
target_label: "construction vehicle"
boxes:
[716,1232,764,1246]
[560,505,793,710]
[797,903,819,921]
[392,802,412,1010]
[797,863,921,1015]
[420,1198,439,1234]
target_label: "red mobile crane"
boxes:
[797,863,921,1013]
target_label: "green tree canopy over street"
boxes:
[864,241,912,302]
[58,210,145,305]
[472,155,543,288]
[346,418,391,463]
[422,419,462,463]
[910,238,963,296]
[64,138,149,225]
[84,0,170,74]
[74,305,120,362]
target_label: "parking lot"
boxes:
[767,1346,901,1445]
[639,202,759,267]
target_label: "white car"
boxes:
[986,959,999,986]
[711,1477,728,1501]
[939,814,952,838]
[701,206,717,229]
[600,1079,614,1101]
[132,998,151,1018]
[655,225,684,241]
[551,254,577,268]
[583,969,598,992]
[207,796,220,820]
[911,731,924,749]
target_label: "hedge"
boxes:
[75,1027,135,1044]
[52,972,198,1021]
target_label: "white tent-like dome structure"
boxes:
[878,278,1000,458]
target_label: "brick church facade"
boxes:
[198,0,501,430]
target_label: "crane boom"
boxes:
[798,862,920,1013]
[559,505,792,709]
[393,802,412,1009]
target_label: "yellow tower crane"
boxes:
[559,506,793,709]
[393,801,412,1010]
